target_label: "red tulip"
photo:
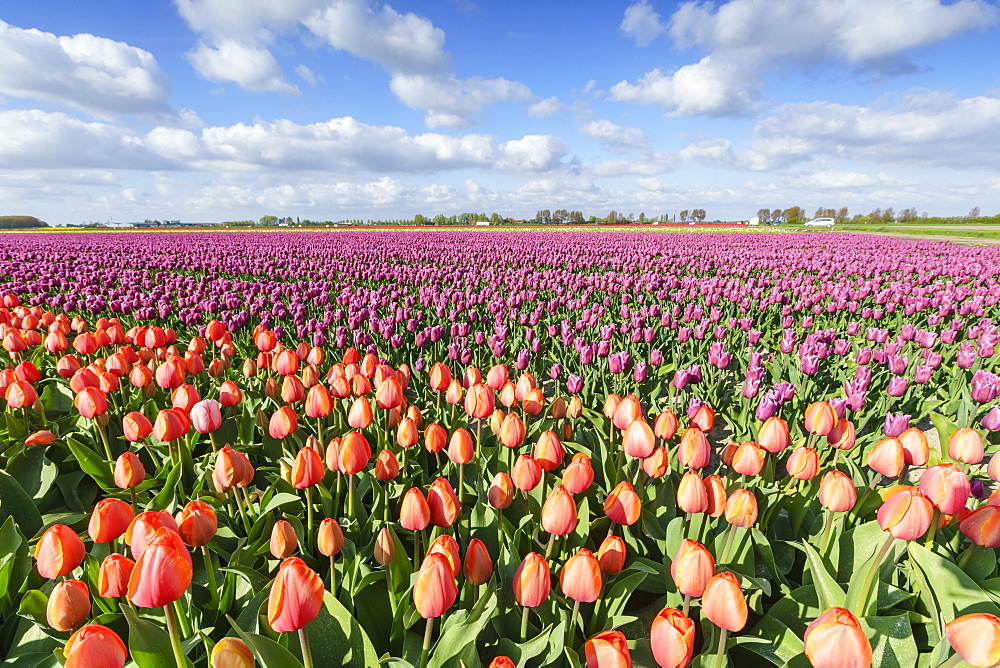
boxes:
[63,625,128,668]
[125,510,178,559]
[267,557,324,632]
[605,481,641,526]
[533,430,565,471]
[427,477,460,527]
[414,552,458,619]
[464,538,493,586]
[597,535,626,575]
[292,445,325,489]
[35,524,86,579]
[127,527,193,608]
[47,579,91,632]
[176,499,218,547]
[400,488,431,531]
[88,498,134,543]
[513,553,550,608]
[98,553,135,598]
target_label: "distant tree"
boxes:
[432,214,447,225]
[968,206,981,219]
[414,214,427,225]
[608,210,619,224]
[0,215,47,229]
[679,210,689,222]
[638,212,646,224]
[869,208,882,222]
[771,209,783,223]
[756,208,771,224]
[259,215,278,226]
[882,207,895,223]
[836,207,849,223]
[898,207,918,223]
[490,212,500,223]
[783,206,804,223]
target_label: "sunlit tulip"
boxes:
[702,571,747,631]
[488,471,515,510]
[584,630,632,668]
[35,524,86,579]
[877,486,934,540]
[400,488,431,531]
[898,427,929,466]
[819,471,857,513]
[541,485,578,535]
[219,380,242,407]
[960,505,1000,548]
[339,431,371,475]
[602,393,622,419]
[560,549,602,603]
[176,499,218,547]
[676,470,708,514]
[427,477,460,527]
[486,364,508,391]
[5,380,37,409]
[464,538,493,586]
[725,489,759,528]
[513,454,543,491]
[513,553,551,608]
[671,539,715,597]
[445,379,463,405]
[317,518,344,557]
[397,416,419,449]
[804,607,872,668]
[563,452,595,494]
[270,520,298,559]
[643,447,670,478]
[25,430,57,447]
[88,498,133,543]
[918,463,970,515]
[121,412,152,442]
[267,557,324,633]
[125,510,179,559]
[98,553,135,598]
[623,419,656,459]
[804,401,838,436]
[63,625,128,668]
[171,383,201,412]
[534,430,565,471]
[127,527,193,608]
[448,428,475,464]
[291,445,324,489]
[757,417,790,453]
[867,437,904,478]
[612,395,642,430]
[153,407,190,442]
[373,448,399,481]
[214,447,253,492]
[464,383,494,418]
[429,363,452,391]
[74,386,107,418]
[948,427,984,465]
[597,535,626,575]
[424,422,447,453]
[689,404,714,433]
[786,446,820,481]
[424,534,460,577]
[945,612,1000,668]
[211,637,255,668]
[654,410,679,440]
[374,527,396,565]
[47,579,91,632]
[268,406,298,439]
[414,552,458,618]
[732,440,765,476]
[375,376,404,410]
[605,481,641,526]
[827,418,857,451]
[704,475,727,517]
[677,428,710,469]
[651,607,695,668]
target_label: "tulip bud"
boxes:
[427,477,460,527]
[464,539,493,586]
[560,549,602,603]
[651,607,695,668]
[88,498,134,544]
[98,553,135,599]
[654,410,679,440]
[804,608,872,668]
[533,430,565,471]
[270,520,298,559]
[702,571,747,632]
[596,535,626,575]
[563,452,595,494]
[676,470,708,514]
[513,553,550,608]
[212,637,255,668]
[757,417,790,453]
[689,404,714,433]
[267,557,324,633]
[804,401,838,436]
[424,422,447,453]
[671,539,715,597]
[948,427,984,465]
[47,579,91,632]
[677,428,710,469]
[819,471,857,513]
[176,500,218,547]
[448,428,475,465]
[413,552,458,618]
[513,455,543,491]
[584,631,631,668]
[487,472,515,510]
[489,658,516,668]
[725,489,758,528]
[35,524,86,579]
[604,481,641,526]
[786,446,819,481]
[64,625,128,668]
[374,527,397,565]
[317,519,344,557]
[399,488,431,531]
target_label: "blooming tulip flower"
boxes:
[400,488,431,531]
[534,430,565,471]
[702,571,747,632]
[676,470,708,514]
[211,637,255,668]
[63,625,128,668]
[35,524,86,579]
[513,455,543,492]
[803,607,872,668]
[597,535,626,575]
[270,520,298,559]
[918,463,970,515]
[623,419,656,459]
[877,486,933,540]
[176,499,218,547]
[88,498,133,543]
[414,552,458,618]
[25,430,57,447]
[560,548,602,603]
[725,489,759,528]
[122,412,153,442]
[960,505,1000,548]
[651,607,695,668]
[542,485,578,536]
[267,556,324,633]
[127,527,193,608]
[487,472,515,509]
[819,471,857,513]
[47,579,91,632]
[513,553,551,608]
[604,481,641,526]
[757,417,790,453]
[677,428,710,469]
[867,437,904,478]
[563,452,595,494]
[671,539,715,598]
[948,427,984,465]
[427,477,460,527]
[898,427,928,466]
[98,553,135,598]
[584,630,632,668]
[804,401,838,436]
[464,538,493,586]
[945,612,1000,668]
[292,445,325,489]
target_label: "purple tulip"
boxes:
[883,413,911,438]
[886,376,908,397]
[981,405,1000,431]
[566,374,584,394]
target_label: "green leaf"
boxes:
[800,541,845,610]
[260,492,303,516]
[17,590,49,625]
[148,462,183,511]
[122,604,195,668]
[928,413,958,457]
[65,436,114,489]
[908,542,1000,621]
[427,590,498,668]
[5,448,58,501]
[862,613,918,668]
[495,624,554,665]
[226,614,304,668]
[0,468,43,538]
[0,516,30,614]
[304,591,380,668]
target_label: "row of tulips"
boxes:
[1,230,1000,667]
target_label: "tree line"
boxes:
[756,206,996,225]
[0,216,48,229]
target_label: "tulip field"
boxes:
[4,229,1000,668]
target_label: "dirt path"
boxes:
[835,230,1000,246]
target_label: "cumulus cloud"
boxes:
[577,120,646,152]
[614,0,998,116]
[499,135,568,171]
[175,0,534,127]
[528,96,566,118]
[620,1,666,46]
[0,20,173,119]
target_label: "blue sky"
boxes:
[1,0,999,224]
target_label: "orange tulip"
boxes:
[474,470,510,510]
[153,407,190,442]
[757,416,790,453]
[317,518,344,557]
[725,489,758,528]
[445,379,464,405]
[88,498,134,543]
[267,557,324,633]
[213,447,253,492]
[671,539,715,598]
[424,422,447,453]
[397,416,419,449]
[125,510,179,559]
[803,607,872,668]
[612,394,642,430]
[689,405,714,433]
[513,553,551,608]
[542,485,578,536]
[414,552,458,618]
[5,380,38,409]
[448,428,475,464]
[522,387,545,416]
[47,579,91,632]
[948,427,984,465]
[597,535,626,575]
[211,637,255,668]
[702,571,747,631]
[877,486,934,540]
[25,430,57,447]
[676,470,708,514]
[464,538,493,586]
[643,447,670,478]
[514,373,537,401]
[268,406,298,439]
[292,445,325,489]
[918,463,970,515]
[425,534,460,577]
[400,488,431,531]
[374,449,400,481]
[122,412,153,442]
[898,427,928,466]
[677,428,710,469]
[819,471,857,513]
[176,500,218,547]
[704,474,727,517]
[464,383,495,418]
[499,412,526,449]
[960,505,1000,548]
[584,630,632,668]
[804,401,838,436]
[63,625,128,668]
[623,419,656,459]
[867,438,904,477]
[651,607,695,668]
[533,430,565,471]
[127,527,193,608]
[560,548,602,603]
[827,418,857,451]
[489,658,516,668]
[429,363,452,391]
[486,364,508,390]
[786,446,820,481]
[427,477,460,527]
[305,384,333,418]
[219,380,242,407]
[499,381,517,408]
[513,454,543,491]
[375,376,404,410]
[374,526,396,565]
[563,452,595,494]
[98,553,135,598]
[35,524,86,579]
[605,481,641,526]
[732,440,765,476]
[338,431,371,475]
[602,393,622,419]
[270,520,298,559]
[945,612,1000,668]
[654,410,679,440]
[75,386,108,418]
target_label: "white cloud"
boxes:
[499,135,568,171]
[614,0,999,117]
[581,153,677,178]
[577,119,646,152]
[0,20,173,118]
[620,1,666,46]
[295,65,324,87]
[679,139,739,168]
[175,0,534,126]
[186,41,299,94]
[528,96,565,118]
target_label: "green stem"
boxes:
[232,489,252,534]
[298,627,314,668]
[682,593,692,617]
[329,555,337,596]
[173,599,192,639]
[520,606,530,643]
[819,509,836,556]
[544,533,556,560]
[938,653,964,668]
[714,627,729,668]
[566,599,581,650]
[305,486,314,554]
[958,543,977,570]
[96,420,113,462]
[348,475,355,524]
[925,508,941,548]
[201,546,218,610]
[852,534,895,617]
[386,569,397,615]
[421,616,435,668]
[164,603,188,668]
[721,522,739,564]
[130,486,139,516]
